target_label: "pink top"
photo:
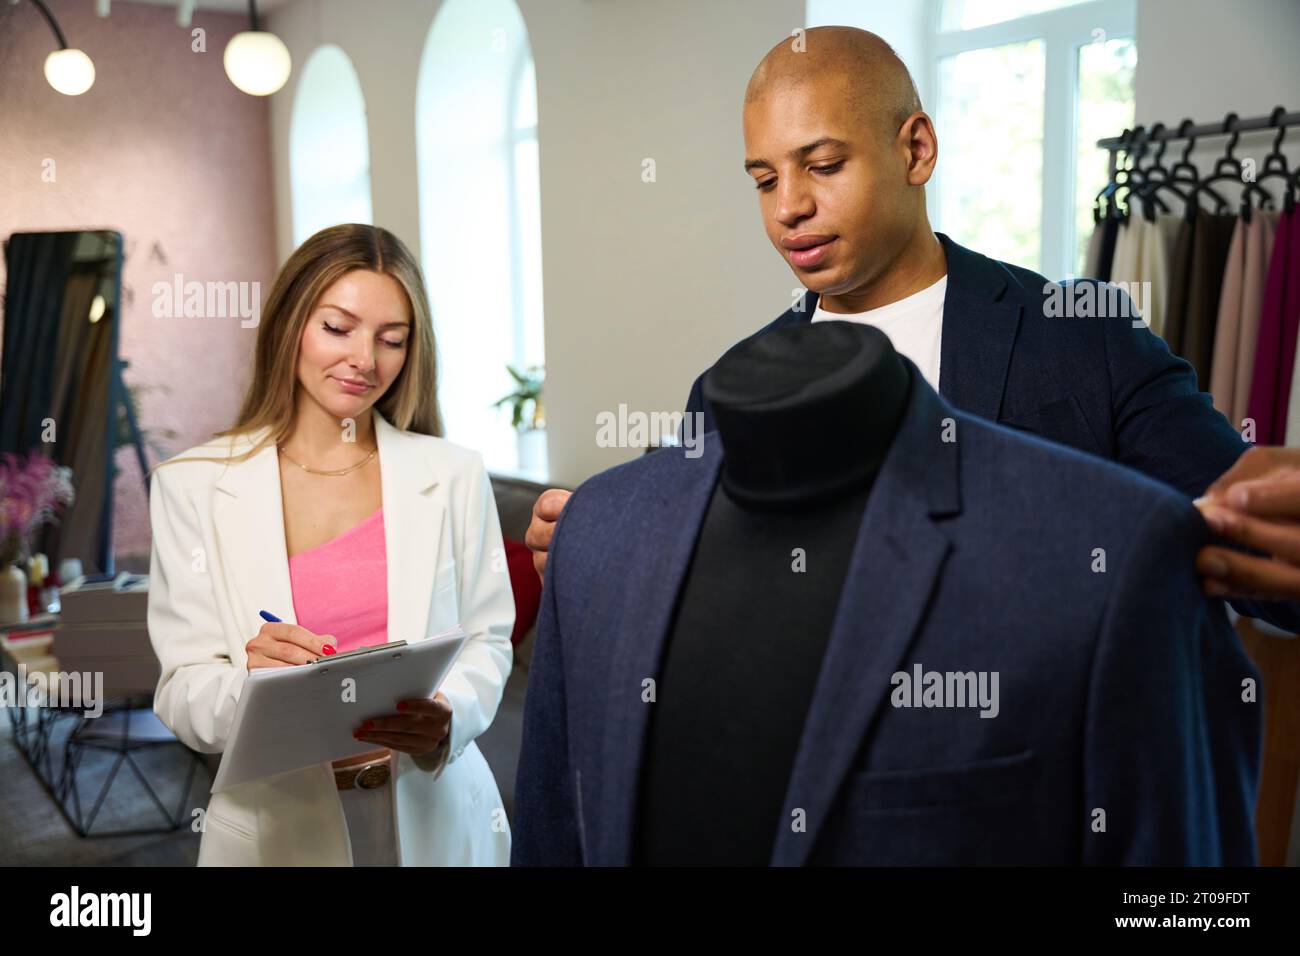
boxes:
[288,506,388,654]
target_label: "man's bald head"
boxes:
[745,26,922,144]
[741,26,939,310]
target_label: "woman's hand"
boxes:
[245,622,337,671]
[353,692,453,757]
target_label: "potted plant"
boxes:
[0,452,75,624]
[492,364,546,473]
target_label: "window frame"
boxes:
[927,0,1136,279]
[288,44,375,249]
[506,46,539,373]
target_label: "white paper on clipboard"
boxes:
[211,626,469,793]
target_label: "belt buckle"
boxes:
[357,762,390,790]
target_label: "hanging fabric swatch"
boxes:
[1108,217,1142,291]
[1280,209,1300,446]
[1210,211,1280,425]
[1246,206,1300,444]
[1084,220,1106,278]
[1136,213,1182,338]
[1179,209,1239,389]
[1095,214,1119,282]
[1162,213,1198,356]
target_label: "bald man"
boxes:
[527,26,1300,627]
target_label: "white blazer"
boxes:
[146,407,515,866]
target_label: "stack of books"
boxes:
[53,573,158,695]
[0,615,59,684]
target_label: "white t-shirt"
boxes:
[810,274,947,391]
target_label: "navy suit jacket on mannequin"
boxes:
[683,232,1300,632]
[513,360,1261,865]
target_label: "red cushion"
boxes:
[504,537,542,645]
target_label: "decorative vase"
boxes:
[0,563,29,625]
[516,428,548,476]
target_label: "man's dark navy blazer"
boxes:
[683,232,1300,632]
[513,357,1262,865]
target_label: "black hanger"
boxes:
[1092,132,1122,223]
[1096,128,1135,221]
[1186,112,1258,222]
[1159,118,1221,225]
[1131,122,1191,221]
[1114,125,1158,222]
[1167,119,1203,190]
[1254,105,1295,216]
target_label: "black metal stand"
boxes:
[10,694,206,838]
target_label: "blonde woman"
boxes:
[146,224,514,866]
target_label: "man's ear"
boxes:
[902,112,938,186]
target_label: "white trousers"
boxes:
[338,761,401,866]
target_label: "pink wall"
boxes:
[0,0,277,566]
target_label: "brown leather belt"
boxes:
[333,750,392,791]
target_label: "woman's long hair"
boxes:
[151,224,441,473]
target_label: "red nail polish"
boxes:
[396,702,408,712]
[322,644,336,655]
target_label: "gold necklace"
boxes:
[277,444,377,476]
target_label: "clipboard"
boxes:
[211,626,470,793]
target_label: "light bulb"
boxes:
[44,48,95,96]
[223,31,291,96]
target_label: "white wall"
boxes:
[262,0,1300,488]
[1134,0,1300,194]
[267,0,804,488]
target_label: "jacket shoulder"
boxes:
[152,432,258,489]
[960,409,1199,525]
[565,443,711,530]
[992,249,1134,314]
[399,430,485,474]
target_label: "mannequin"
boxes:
[516,319,1260,867]
[634,321,910,865]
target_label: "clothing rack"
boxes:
[1097,107,1300,184]
[1081,106,1300,456]
[1097,107,1300,152]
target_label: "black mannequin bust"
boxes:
[634,320,912,866]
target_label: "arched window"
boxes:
[416,0,545,475]
[289,44,374,247]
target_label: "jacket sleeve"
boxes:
[1099,287,1300,632]
[147,466,248,753]
[511,492,583,866]
[416,452,515,777]
[1083,494,1262,865]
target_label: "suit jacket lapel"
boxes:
[790,235,1021,421]
[769,369,962,865]
[597,445,724,865]
[936,232,1023,421]
[212,428,296,639]
[373,409,442,646]
[211,408,441,652]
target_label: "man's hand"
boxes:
[1194,445,1300,601]
[525,488,572,580]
